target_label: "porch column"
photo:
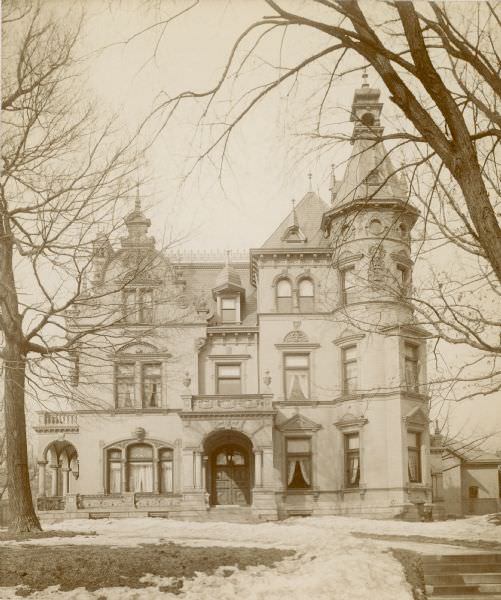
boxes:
[182,449,195,490]
[261,447,274,488]
[195,451,203,489]
[253,450,263,487]
[202,456,208,492]
[61,468,70,495]
[153,453,159,493]
[120,458,127,493]
[37,461,47,497]
[50,465,60,496]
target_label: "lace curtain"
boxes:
[129,463,153,492]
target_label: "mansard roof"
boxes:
[260,191,330,250]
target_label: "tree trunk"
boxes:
[4,341,41,532]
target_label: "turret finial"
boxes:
[362,65,369,87]
[291,198,298,228]
[307,172,313,192]
[225,249,231,266]
[135,182,141,213]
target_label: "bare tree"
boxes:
[0,1,157,531]
[129,0,499,401]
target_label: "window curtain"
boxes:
[287,458,311,486]
[129,463,153,492]
[109,463,121,493]
[287,373,308,400]
[160,461,173,493]
[408,450,419,482]
[348,455,360,485]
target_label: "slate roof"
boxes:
[333,136,408,208]
[260,192,330,249]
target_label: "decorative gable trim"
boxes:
[281,225,307,243]
[116,341,160,354]
[277,413,321,432]
[403,406,429,429]
[333,329,365,346]
[283,329,309,344]
[334,413,368,431]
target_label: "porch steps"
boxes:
[422,554,501,598]
[206,506,259,523]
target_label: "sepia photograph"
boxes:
[0,0,500,598]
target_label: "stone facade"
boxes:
[34,81,434,522]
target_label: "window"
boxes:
[159,448,174,493]
[107,449,122,494]
[116,363,135,407]
[342,345,358,395]
[217,364,241,394]
[396,265,410,294]
[276,279,293,312]
[340,267,356,305]
[407,431,422,483]
[143,363,161,407]
[344,433,360,488]
[404,343,420,393]
[123,288,154,324]
[284,354,310,401]
[286,438,311,490]
[128,444,153,492]
[116,360,163,409]
[468,485,479,499]
[298,279,314,312]
[221,297,237,323]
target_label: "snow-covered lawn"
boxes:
[0,514,499,599]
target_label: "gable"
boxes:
[277,413,321,432]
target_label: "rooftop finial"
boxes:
[225,249,231,266]
[292,198,298,227]
[134,182,141,213]
[362,65,369,87]
[329,163,337,205]
[307,172,313,192]
[434,420,440,435]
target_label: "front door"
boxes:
[212,444,250,506]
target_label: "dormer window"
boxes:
[122,287,154,324]
[221,297,238,323]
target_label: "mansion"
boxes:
[34,79,435,522]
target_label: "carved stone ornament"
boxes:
[368,244,387,289]
[194,337,207,352]
[133,427,146,441]
[283,321,309,344]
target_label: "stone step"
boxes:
[422,555,501,564]
[425,564,501,575]
[426,574,501,586]
[426,583,501,595]
[432,596,501,600]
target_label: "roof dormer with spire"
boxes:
[121,184,155,249]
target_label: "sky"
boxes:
[21,0,501,450]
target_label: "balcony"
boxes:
[34,412,79,433]
[182,394,274,414]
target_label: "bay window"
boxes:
[404,343,420,393]
[340,267,356,305]
[115,360,163,409]
[122,287,154,324]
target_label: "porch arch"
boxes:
[39,440,78,498]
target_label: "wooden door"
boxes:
[212,445,250,506]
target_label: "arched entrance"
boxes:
[204,431,252,506]
[40,441,78,499]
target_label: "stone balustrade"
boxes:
[34,412,79,433]
[183,394,274,413]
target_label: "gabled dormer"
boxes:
[212,251,245,324]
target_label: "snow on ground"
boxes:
[0,514,499,599]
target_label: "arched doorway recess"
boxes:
[203,431,253,506]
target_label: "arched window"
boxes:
[159,448,173,493]
[127,443,153,492]
[107,449,122,494]
[276,279,292,312]
[298,279,314,312]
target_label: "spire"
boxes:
[292,199,298,228]
[329,164,337,205]
[350,67,383,142]
[213,249,245,298]
[134,182,141,213]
